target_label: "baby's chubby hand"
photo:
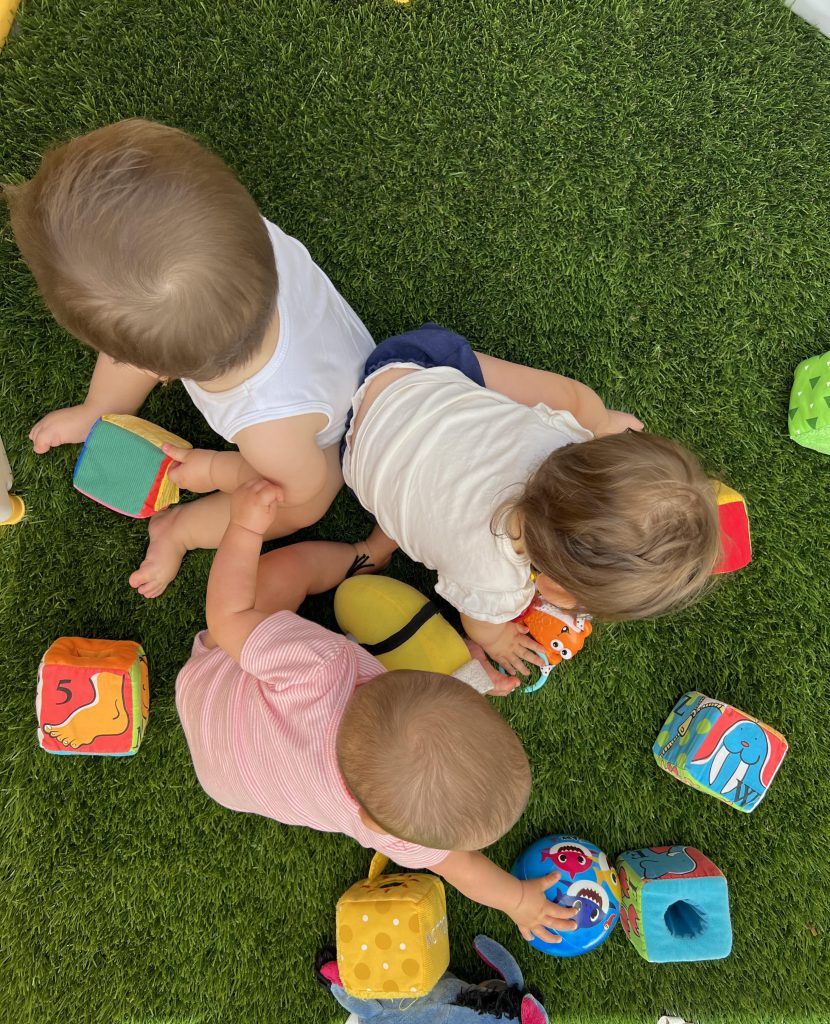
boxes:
[230,478,284,536]
[464,638,520,696]
[509,871,579,945]
[162,445,220,493]
[484,621,546,677]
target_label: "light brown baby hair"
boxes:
[507,431,722,621]
[337,670,530,851]
[4,118,276,381]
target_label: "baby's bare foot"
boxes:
[348,526,397,577]
[129,508,187,598]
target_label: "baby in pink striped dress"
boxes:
[175,479,579,945]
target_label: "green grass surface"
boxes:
[2,1,830,1021]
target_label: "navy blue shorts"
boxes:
[360,322,485,388]
[342,324,484,464]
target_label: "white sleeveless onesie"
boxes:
[182,220,374,449]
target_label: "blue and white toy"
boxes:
[616,846,732,963]
[317,933,550,1024]
[511,835,621,957]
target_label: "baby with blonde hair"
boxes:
[5,118,374,597]
[343,324,722,674]
[176,479,578,945]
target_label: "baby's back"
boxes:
[346,367,592,621]
[175,614,373,829]
[183,220,374,448]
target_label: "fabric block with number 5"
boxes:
[37,638,149,756]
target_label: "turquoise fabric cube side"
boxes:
[617,847,732,964]
[73,419,162,517]
[641,874,732,963]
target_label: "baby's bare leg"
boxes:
[253,541,365,615]
[129,460,343,599]
[351,523,399,574]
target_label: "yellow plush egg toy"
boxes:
[334,576,470,674]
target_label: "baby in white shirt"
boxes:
[8,118,374,596]
[343,324,723,675]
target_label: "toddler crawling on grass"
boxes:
[175,479,579,945]
[343,324,723,674]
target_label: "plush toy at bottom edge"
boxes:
[317,934,549,1023]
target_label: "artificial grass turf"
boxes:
[1,0,829,1020]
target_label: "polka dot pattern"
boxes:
[336,866,449,998]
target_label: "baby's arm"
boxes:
[207,478,360,660]
[205,479,278,660]
[435,851,577,944]
[163,415,332,507]
[30,353,159,453]
[476,352,643,437]
[461,613,545,677]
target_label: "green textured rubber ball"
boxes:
[789,350,830,454]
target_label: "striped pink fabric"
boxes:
[175,612,448,869]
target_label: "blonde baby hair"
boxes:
[337,670,531,851]
[4,118,276,381]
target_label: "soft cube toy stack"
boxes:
[654,691,787,812]
[73,415,191,518]
[336,852,449,999]
[789,350,830,454]
[37,638,149,756]
[713,482,751,574]
[616,846,732,963]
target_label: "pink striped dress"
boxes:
[175,611,448,869]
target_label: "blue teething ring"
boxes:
[499,650,552,693]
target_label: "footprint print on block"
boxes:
[336,853,449,998]
[37,638,149,756]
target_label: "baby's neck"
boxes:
[195,308,280,392]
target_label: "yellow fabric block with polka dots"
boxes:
[336,853,449,999]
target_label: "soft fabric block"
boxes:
[336,853,449,999]
[37,637,148,756]
[654,691,787,813]
[616,846,732,963]
[73,414,191,518]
